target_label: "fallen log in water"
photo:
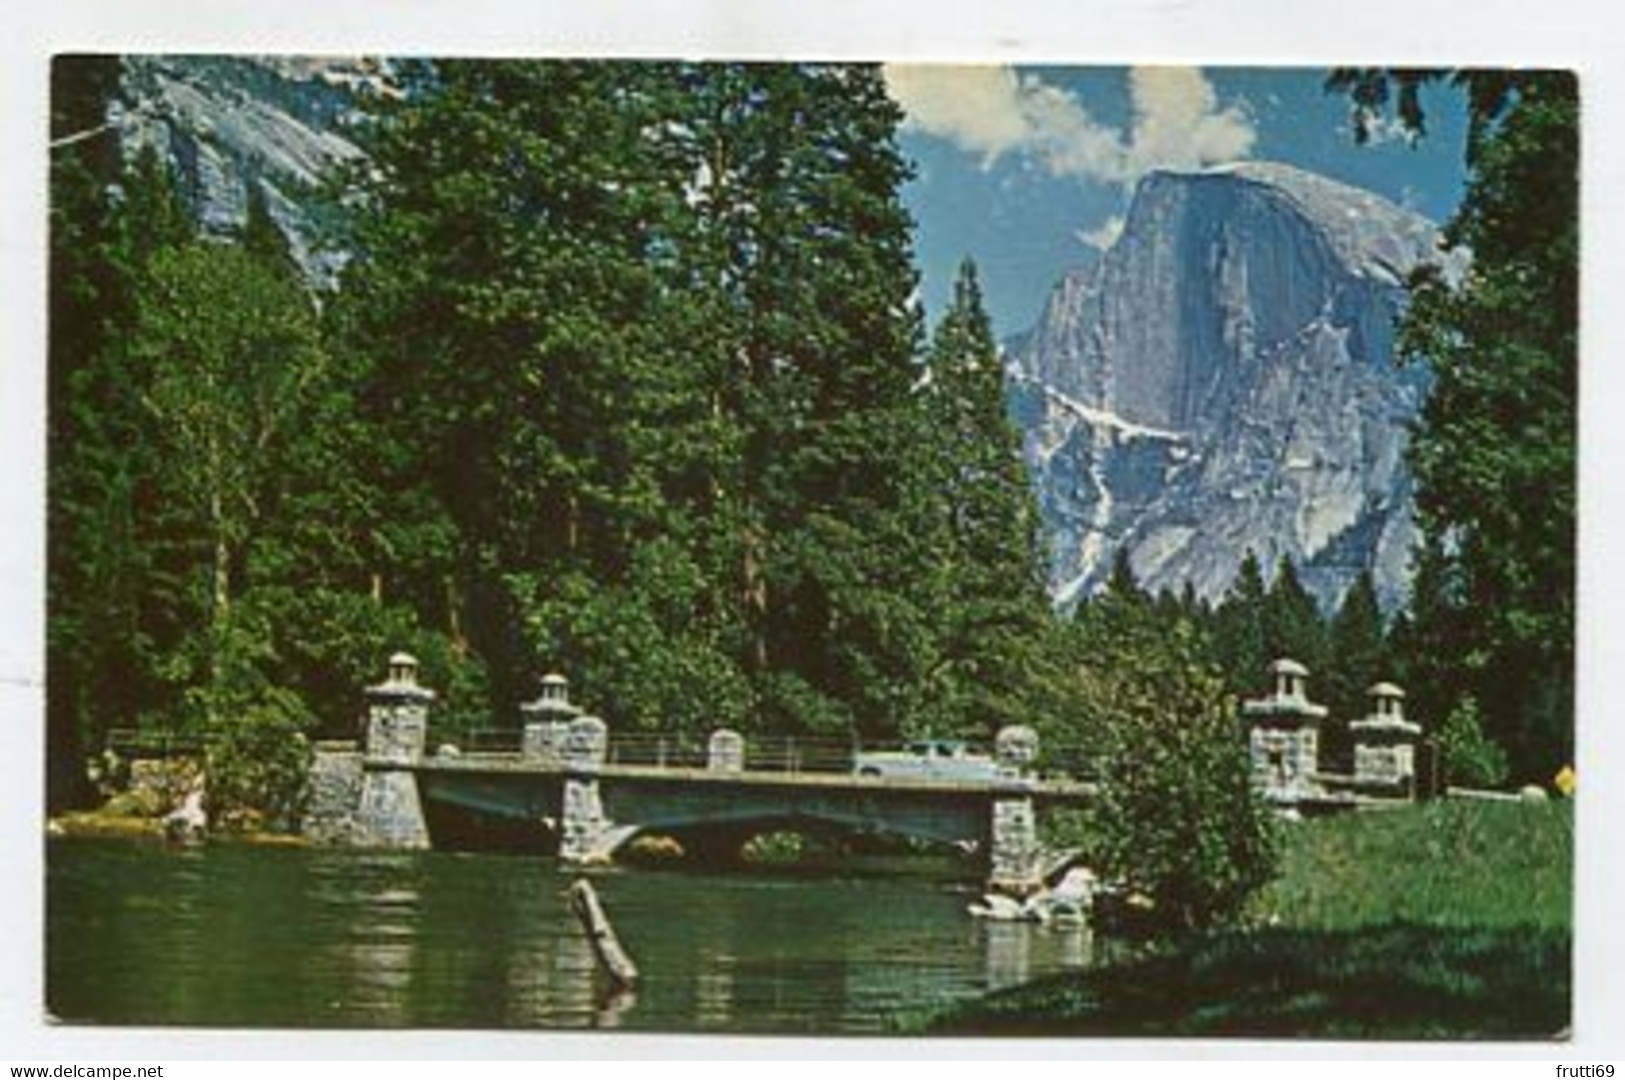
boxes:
[568,878,639,991]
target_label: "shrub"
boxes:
[1436,696,1510,790]
[204,688,312,833]
[1059,605,1277,930]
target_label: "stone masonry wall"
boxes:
[304,741,363,845]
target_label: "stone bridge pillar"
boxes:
[988,725,1043,896]
[355,652,433,849]
[1351,682,1421,797]
[707,728,745,772]
[559,715,625,864]
[521,673,581,765]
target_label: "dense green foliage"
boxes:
[1330,69,1577,784]
[330,61,1036,744]
[1057,591,1278,930]
[914,260,1056,737]
[47,59,1067,823]
[49,58,1568,900]
[48,58,181,811]
[922,800,1571,1037]
[47,59,451,820]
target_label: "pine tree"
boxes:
[1331,69,1577,780]
[1264,555,1329,679]
[1213,550,1270,696]
[340,63,647,706]
[240,183,302,280]
[48,56,195,808]
[916,258,1053,738]
[1324,571,1388,721]
[651,64,939,740]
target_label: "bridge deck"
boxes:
[387,753,1095,801]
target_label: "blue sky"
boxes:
[888,66,1471,341]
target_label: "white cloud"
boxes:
[1123,67,1256,176]
[883,64,1257,188]
[881,65,1038,166]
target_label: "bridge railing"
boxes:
[745,736,854,775]
[605,733,709,769]
[103,727,205,758]
[447,726,1097,782]
[464,728,523,754]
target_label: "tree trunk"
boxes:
[568,878,639,991]
[741,517,768,674]
[445,575,468,655]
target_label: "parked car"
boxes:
[852,739,1002,782]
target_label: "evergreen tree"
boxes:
[333,60,742,733]
[1263,555,1329,680]
[636,63,941,740]
[1213,550,1270,696]
[1323,571,1389,723]
[1331,69,1577,780]
[48,55,194,808]
[334,61,938,743]
[915,258,1053,738]
[240,183,302,280]
[1103,548,1146,608]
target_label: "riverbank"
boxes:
[916,798,1572,1038]
[48,809,308,847]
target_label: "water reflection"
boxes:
[982,919,1092,993]
[308,852,423,1024]
[49,842,1097,1031]
[694,961,736,1029]
[500,889,597,1028]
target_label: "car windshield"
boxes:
[903,740,971,756]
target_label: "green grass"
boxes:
[1250,799,1572,931]
[917,799,1572,1038]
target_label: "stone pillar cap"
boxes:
[1270,657,1310,677]
[1367,681,1406,698]
[369,651,436,700]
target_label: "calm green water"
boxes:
[46,839,1093,1033]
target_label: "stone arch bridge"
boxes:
[307,656,1094,896]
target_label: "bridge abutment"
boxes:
[558,715,627,864]
[987,725,1045,896]
[988,796,1043,895]
[354,653,433,849]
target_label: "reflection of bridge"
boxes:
[307,657,1094,895]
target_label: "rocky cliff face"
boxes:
[111,56,392,284]
[96,63,1443,615]
[1010,162,1456,612]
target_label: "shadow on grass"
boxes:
[918,923,1569,1039]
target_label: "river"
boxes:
[46,839,1094,1033]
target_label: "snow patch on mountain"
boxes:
[1009,161,1450,612]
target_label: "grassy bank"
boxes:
[921,798,1572,1038]
[1250,798,1571,931]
